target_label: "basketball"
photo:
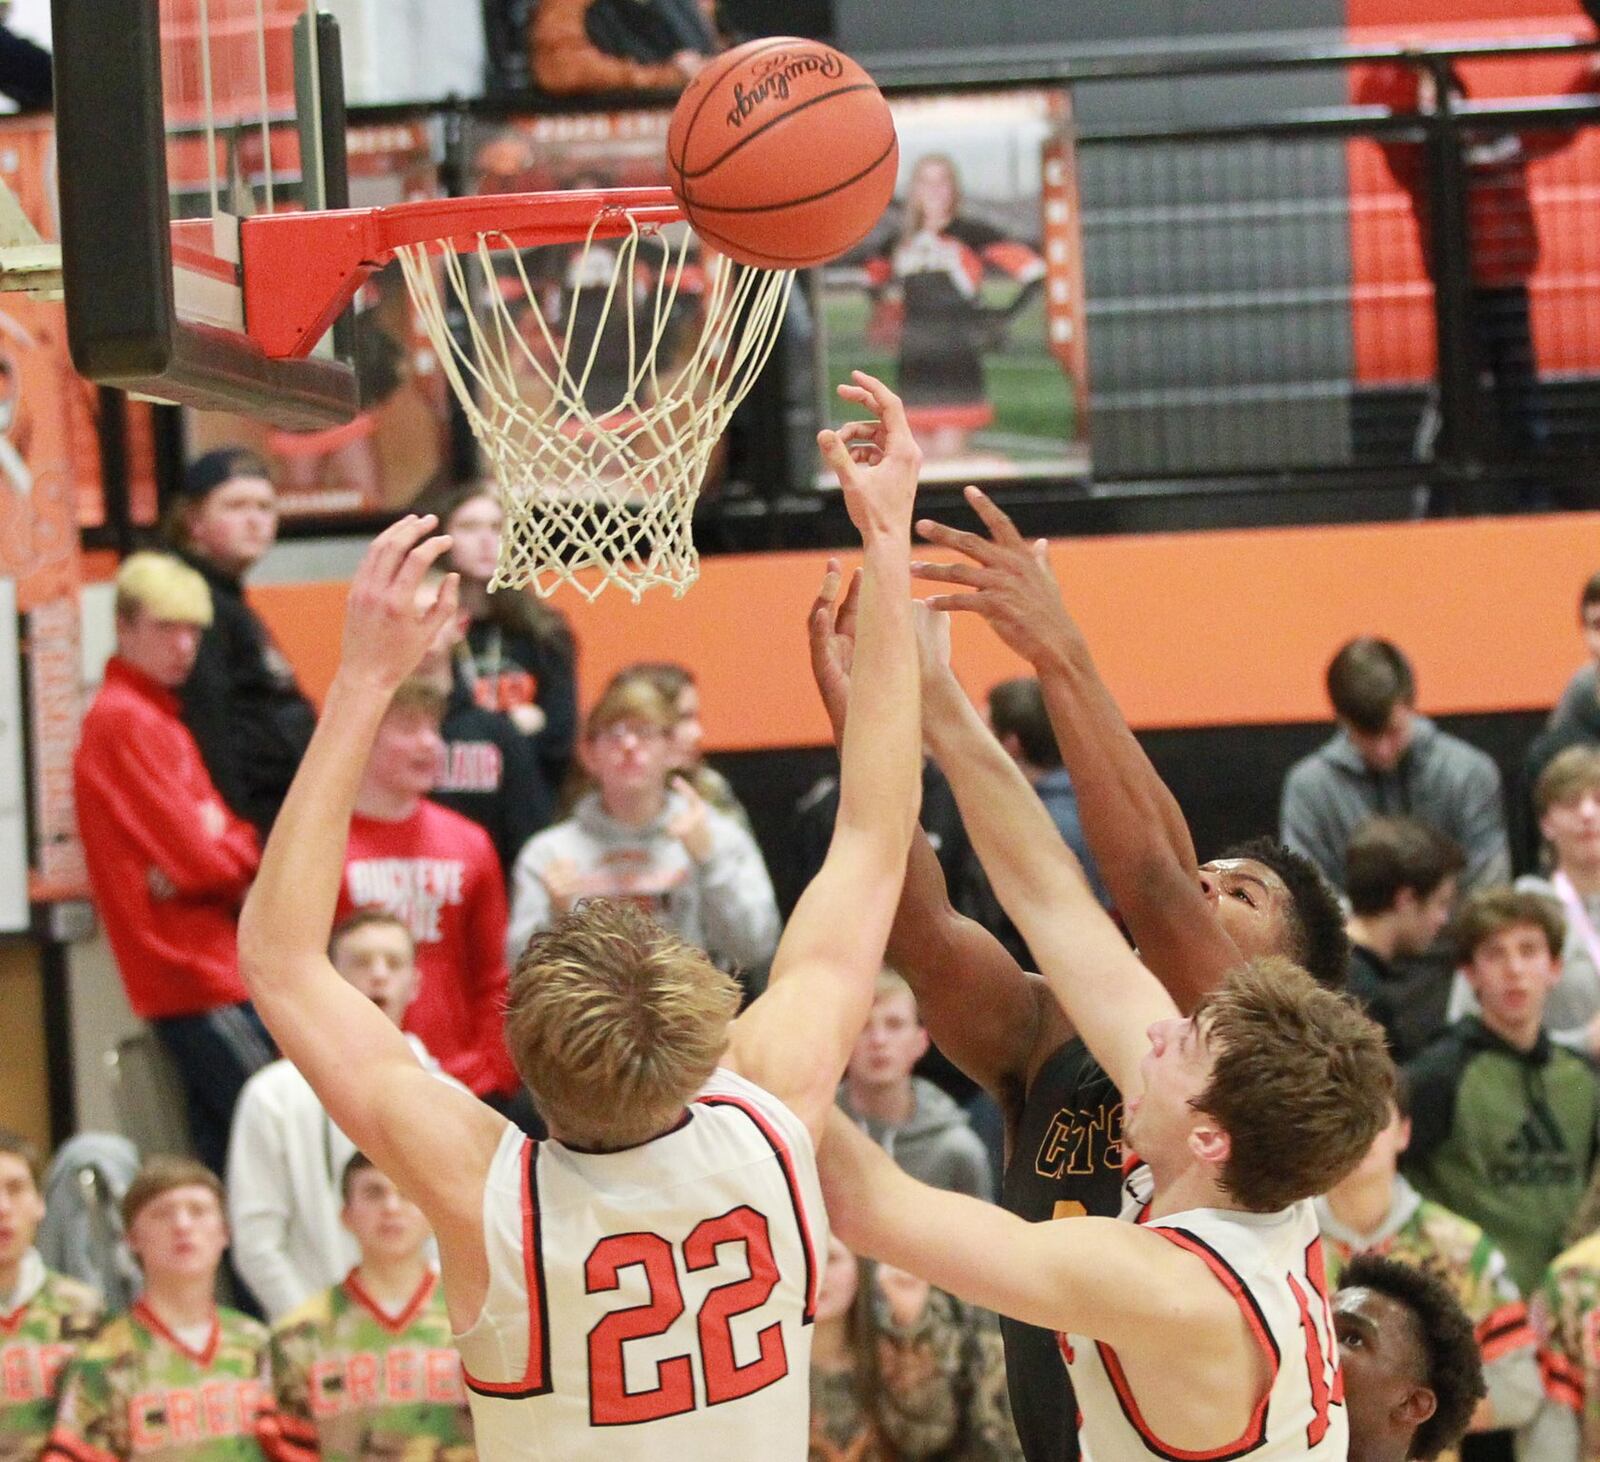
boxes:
[666,37,898,271]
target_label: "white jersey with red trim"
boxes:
[454,1066,825,1460]
[1061,1166,1347,1461]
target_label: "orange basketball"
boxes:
[666,38,898,271]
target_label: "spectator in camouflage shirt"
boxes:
[43,1158,278,1462]
[0,1130,102,1462]
[808,1235,1021,1462]
[268,1154,473,1462]
[1317,1091,1540,1460]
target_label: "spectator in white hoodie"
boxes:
[506,676,780,983]
[225,910,465,1320]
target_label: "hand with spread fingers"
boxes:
[806,556,861,735]
[818,370,922,543]
[912,485,1074,667]
[339,514,461,692]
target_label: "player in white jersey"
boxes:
[236,371,925,1460]
[818,603,1396,1461]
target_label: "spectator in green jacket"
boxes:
[1404,888,1598,1295]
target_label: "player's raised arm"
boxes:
[725,372,921,1145]
[916,605,1173,1099]
[236,519,504,1254]
[807,567,1048,1107]
[817,1112,1256,1386]
[914,487,1243,1011]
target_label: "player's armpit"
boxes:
[885,831,1049,1099]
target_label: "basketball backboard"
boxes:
[51,0,359,429]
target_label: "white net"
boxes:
[396,209,794,601]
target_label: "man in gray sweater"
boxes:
[1280,637,1509,894]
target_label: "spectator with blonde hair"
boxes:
[839,971,992,1200]
[610,660,749,825]
[1519,746,1600,1055]
[506,674,779,980]
[73,552,269,1176]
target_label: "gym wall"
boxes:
[245,511,1597,904]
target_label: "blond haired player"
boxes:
[819,608,1395,1462]
[238,371,922,1460]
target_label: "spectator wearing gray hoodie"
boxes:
[506,676,780,978]
[1280,638,1509,895]
[837,971,993,1200]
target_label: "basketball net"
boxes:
[396,211,793,600]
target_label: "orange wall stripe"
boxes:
[250,511,1600,752]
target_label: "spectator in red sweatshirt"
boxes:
[73,553,272,1177]
[334,678,519,1105]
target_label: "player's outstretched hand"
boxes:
[819,370,921,543]
[913,485,1073,667]
[340,515,459,691]
[806,557,860,732]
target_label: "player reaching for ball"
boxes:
[817,604,1396,1462]
[236,371,923,1460]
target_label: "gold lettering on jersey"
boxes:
[1051,1201,1088,1221]
[1035,1102,1123,1180]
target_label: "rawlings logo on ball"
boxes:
[725,49,846,129]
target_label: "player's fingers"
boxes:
[911,560,991,590]
[811,557,843,618]
[849,370,912,439]
[423,572,460,638]
[364,513,428,589]
[914,518,996,564]
[923,592,989,615]
[393,529,455,605]
[835,565,864,637]
[817,428,857,487]
[835,419,886,446]
[964,485,1027,547]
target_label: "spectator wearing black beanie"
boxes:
[165,448,316,835]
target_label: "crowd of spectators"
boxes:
[38,434,1600,1461]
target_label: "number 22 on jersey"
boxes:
[586,1206,789,1426]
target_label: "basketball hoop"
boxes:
[396,206,792,601]
[237,188,794,599]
